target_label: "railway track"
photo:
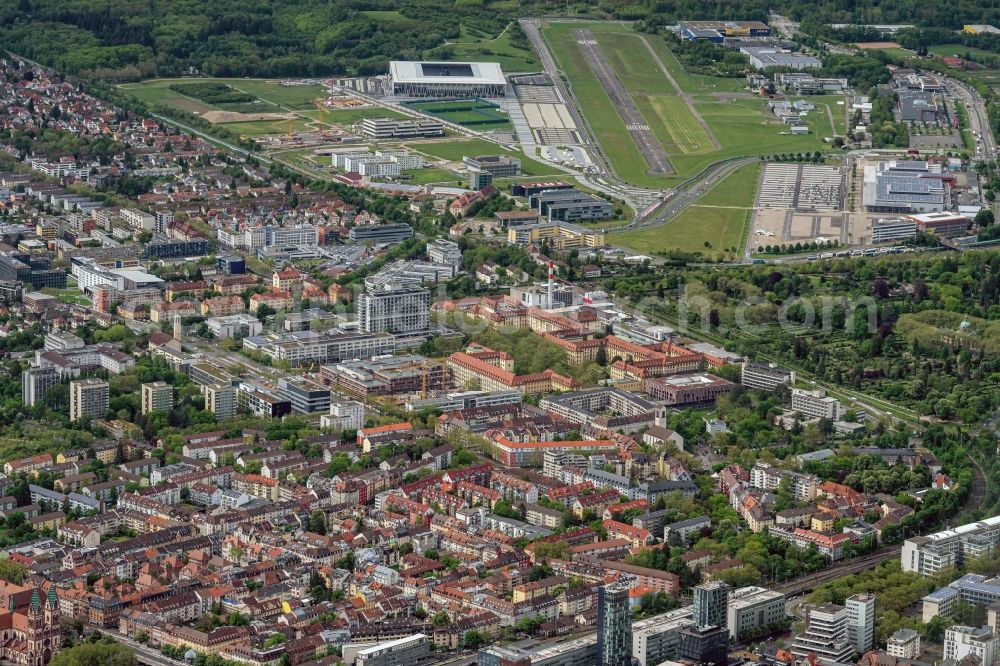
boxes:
[771,547,902,596]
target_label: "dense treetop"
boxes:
[5,0,1000,80]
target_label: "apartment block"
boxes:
[69,378,109,421]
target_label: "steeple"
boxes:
[29,589,40,614]
[47,586,57,609]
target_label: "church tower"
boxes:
[25,588,59,666]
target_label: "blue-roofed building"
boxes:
[864,160,950,213]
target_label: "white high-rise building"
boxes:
[321,401,365,431]
[945,626,999,666]
[69,378,109,421]
[357,286,430,334]
[791,603,855,662]
[847,593,876,654]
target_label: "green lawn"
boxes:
[428,22,540,72]
[542,21,657,187]
[216,119,314,137]
[405,139,560,177]
[400,168,465,185]
[119,78,327,113]
[634,95,714,154]
[928,44,999,60]
[541,21,829,187]
[614,162,759,260]
[299,107,407,125]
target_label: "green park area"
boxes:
[614,161,759,261]
[541,21,831,187]
[427,22,541,72]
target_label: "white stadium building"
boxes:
[389,61,507,98]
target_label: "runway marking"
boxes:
[577,39,598,45]
[626,124,650,131]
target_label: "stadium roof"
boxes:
[389,61,505,85]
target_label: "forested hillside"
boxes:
[4,0,1000,80]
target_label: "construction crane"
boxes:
[314,99,326,131]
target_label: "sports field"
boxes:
[540,21,830,187]
[614,162,759,260]
[408,100,512,130]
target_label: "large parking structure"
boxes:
[755,163,844,212]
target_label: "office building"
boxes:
[218,256,246,275]
[144,235,208,258]
[321,401,365,431]
[944,626,998,666]
[207,314,263,339]
[922,574,1000,622]
[906,211,972,238]
[203,385,237,421]
[693,582,729,629]
[677,625,730,666]
[790,388,848,421]
[645,374,734,406]
[478,635,597,666]
[464,155,521,178]
[389,60,506,98]
[506,221,606,250]
[847,593,876,654]
[22,367,60,407]
[349,224,416,245]
[321,355,448,399]
[277,377,331,414]
[426,239,463,270]
[469,171,493,190]
[887,629,921,659]
[791,603,855,662]
[239,386,292,419]
[69,378,109,421]
[141,381,174,415]
[529,189,614,222]
[597,582,631,666]
[244,330,396,367]
[726,587,787,640]
[740,362,795,391]
[358,284,430,334]
[0,254,67,290]
[355,634,430,666]
[405,390,520,413]
[631,608,695,666]
[871,217,918,244]
[361,117,444,140]
[70,257,162,294]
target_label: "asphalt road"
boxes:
[947,78,998,164]
[573,29,673,175]
[619,157,757,233]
